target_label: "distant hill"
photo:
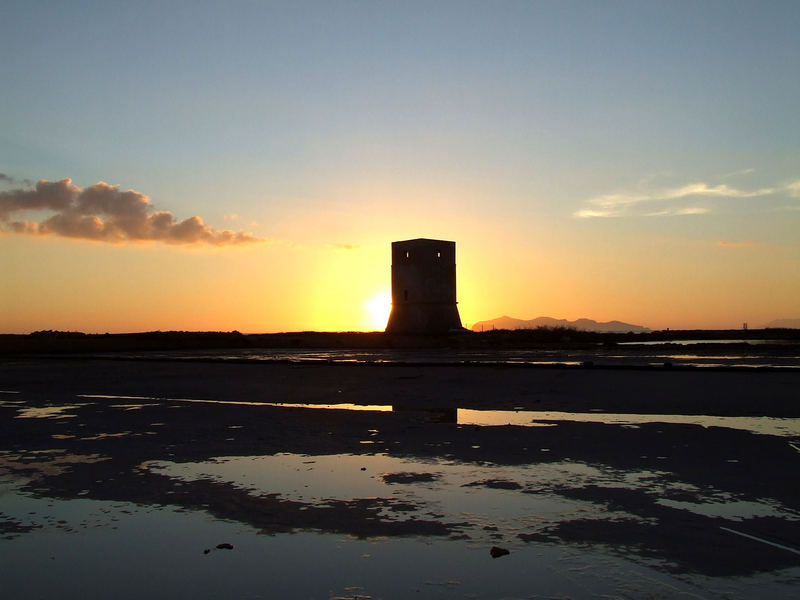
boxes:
[762,318,800,329]
[471,316,651,333]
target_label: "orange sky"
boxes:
[2,220,798,334]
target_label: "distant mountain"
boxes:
[471,316,651,333]
[762,318,800,329]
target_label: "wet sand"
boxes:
[1,358,799,597]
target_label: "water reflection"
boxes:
[3,492,736,600]
[2,390,800,598]
[15,404,88,419]
[458,409,800,437]
[74,396,800,437]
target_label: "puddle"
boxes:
[4,383,800,600]
[458,409,800,438]
[80,432,133,440]
[657,498,799,521]
[74,395,800,437]
[2,490,755,600]
[140,452,799,533]
[3,449,799,599]
[81,395,393,412]
[0,450,111,479]
[15,405,90,419]
[263,402,393,412]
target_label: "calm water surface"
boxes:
[2,391,800,598]
[95,344,800,369]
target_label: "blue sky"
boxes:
[2,1,799,331]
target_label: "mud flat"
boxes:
[1,358,799,598]
[2,357,799,415]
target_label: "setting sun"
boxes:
[364,291,392,331]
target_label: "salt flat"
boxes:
[1,359,799,598]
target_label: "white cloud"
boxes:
[664,183,775,200]
[574,178,790,219]
[721,167,755,178]
[645,207,710,217]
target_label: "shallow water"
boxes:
[93,345,800,368]
[0,488,740,600]
[458,409,800,438]
[74,396,800,438]
[3,388,800,598]
[5,451,799,599]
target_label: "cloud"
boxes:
[0,178,263,246]
[0,173,33,187]
[721,167,755,178]
[664,182,775,200]
[574,179,784,218]
[717,240,758,248]
[645,207,710,217]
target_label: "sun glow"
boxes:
[365,291,392,331]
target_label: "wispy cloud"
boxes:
[646,207,711,217]
[664,182,775,200]
[574,179,790,219]
[0,178,263,246]
[717,240,759,248]
[721,167,755,178]
[0,172,33,187]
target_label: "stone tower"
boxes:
[385,238,463,334]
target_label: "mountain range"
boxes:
[470,316,800,332]
[470,316,651,333]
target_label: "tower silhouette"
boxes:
[385,238,462,334]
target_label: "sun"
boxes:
[364,291,392,331]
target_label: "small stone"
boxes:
[490,546,510,559]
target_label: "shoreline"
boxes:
[3,357,799,416]
[2,327,800,356]
[3,351,799,372]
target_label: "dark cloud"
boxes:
[0,173,33,187]
[0,178,263,246]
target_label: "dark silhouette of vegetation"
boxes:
[1,326,798,355]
